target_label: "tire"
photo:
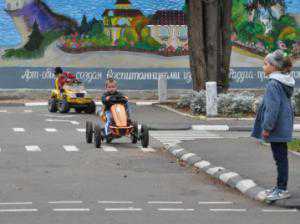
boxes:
[131,121,138,144]
[48,99,57,113]
[106,136,113,144]
[94,125,102,148]
[86,121,93,144]
[58,99,70,113]
[85,101,96,114]
[75,108,84,113]
[140,125,149,148]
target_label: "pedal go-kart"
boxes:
[48,79,96,114]
[85,95,149,148]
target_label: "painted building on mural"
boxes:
[102,0,144,45]
[148,10,188,51]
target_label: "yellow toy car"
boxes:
[48,80,96,114]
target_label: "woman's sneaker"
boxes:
[265,189,291,201]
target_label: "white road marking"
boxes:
[0,202,33,205]
[192,125,229,131]
[198,201,233,205]
[24,110,33,113]
[53,208,90,212]
[25,102,48,106]
[44,114,75,118]
[98,201,133,204]
[0,209,38,213]
[210,209,247,212]
[45,128,57,132]
[63,145,79,152]
[139,147,156,152]
[76,128,86,133]
[158,208,195,212]
[102,146,118,152]
[262,209,298,213]
[13,127,25,132]
[25,145,41,152]
[135,101,157,106]
[148,201,183,204]
[48,201,83,204]
[105,207,142,211]
[0,110,7,113]
[46,118,79,125]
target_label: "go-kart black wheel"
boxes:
[140,124,149,148]
[86,121,93,144]
[131,121,138,144]
[106,136,113,144]
[85,101,96,114]
[48,98,57,113]
[94,125,102,148]
[58,99,70,113]
[75,108,84,113]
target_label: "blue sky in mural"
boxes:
[0,0,184,47]
[0,0,299,47]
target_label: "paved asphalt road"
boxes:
[0,105,299,223]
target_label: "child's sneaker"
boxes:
[265,189,291,201]
[264,187,278,195]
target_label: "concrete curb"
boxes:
[160,142,299,208]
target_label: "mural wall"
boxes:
[0,0,299,89]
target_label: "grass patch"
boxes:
[288,139,300,153]
[2,30,63,59]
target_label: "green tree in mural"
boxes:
[24,21,44,51]
[79,15,90,34]
[237,20,265,43]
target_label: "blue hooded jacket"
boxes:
[251,72,295,142]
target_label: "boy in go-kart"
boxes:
[101,78,131,136]
[54,67,79,94]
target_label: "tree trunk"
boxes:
[204,0,219,82]
[186,0,233,91]
[186,0,206,91]
[219,0,233,90]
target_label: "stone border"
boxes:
[160,142,300,208]
[162,143,268,202]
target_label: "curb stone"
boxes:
[162,142,269,205]
[160,141,300,208]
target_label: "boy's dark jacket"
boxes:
[101,91,127,110]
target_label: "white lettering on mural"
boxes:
[20,68,192,83]
[230,68,300,84]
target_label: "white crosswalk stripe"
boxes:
[13,127,25,132]
[45,128,58,132]
[25,145,41,152]
[63,145,79,152]
[102,145,118,152]
[150,130,222,145]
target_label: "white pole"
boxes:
[158,75,168,102]
[206,81,218,117]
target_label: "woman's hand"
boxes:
[262,130,270,139]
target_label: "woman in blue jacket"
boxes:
[252,50,294,201]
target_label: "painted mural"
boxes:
[0,0,299,89]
